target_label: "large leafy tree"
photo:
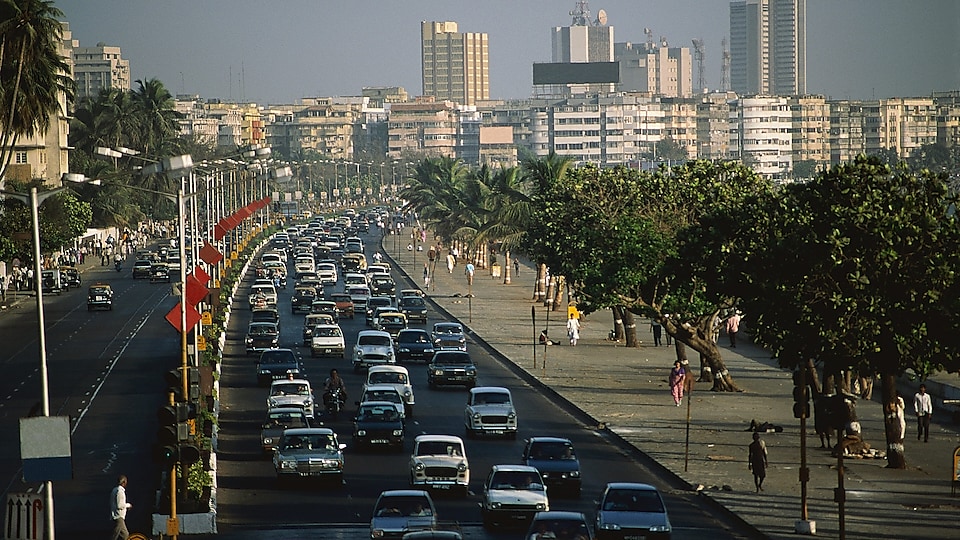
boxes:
[0,179,92,262]
[719,156,960,468]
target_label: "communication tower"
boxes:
[692,39,706,91]
[569,1,592,26]
[721,37,731,92]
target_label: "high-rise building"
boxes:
[616,41,693,98]
[421,21,489,106]
[729,0,805,96]
[72,42,130,100]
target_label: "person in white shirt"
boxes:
[913,384,933,443]
[110,474,132,540]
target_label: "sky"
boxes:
[56,0,959,105]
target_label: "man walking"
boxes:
[109,474,132,540]
[748,432,768,492]
[914,384,933,442]
[726,311,741,348]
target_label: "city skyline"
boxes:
[56,0,958,104]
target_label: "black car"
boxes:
[246,322,280,356]
[291,287,318,314]
[365,296,394,326]
[521,437,582,497]
[352,401,405,450]
[432,322,467,351]
[132,259,153,279]
[370,275,396,297]
[251,306,281,330]
[86,283,113,311]
[398,295,428,323]
[256,348,300,386]
[395,329,435,364]
[427,351,477,388]
[149,263,171,283]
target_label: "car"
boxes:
[342,254,368,274]
[432,322,467,351]
[365,365,414,417]
[370,490,437,540]
[366,296,395,326]
[86,283,113,311]
[525,511,594,540]
[464,386,517,439]
[267,378,316,418]
[249,283,278,309]
[395,329,435,364]
[480,465,549,529]
[375,311,408,339]
[317,262,338,284]
[370,275,397,297]
[330,292,356,319]
[311,324,346,358]
[521,437,581,497]
[595,482,672,540]
[132,259,153,279]
[398,295,428,323]
[311,300,340,322]
[353,400,405,450]
[256,348,300,386]
[260,407,310,455]
[294,255,316,278]
[246,322,280,355]
[302,313,336,346]
[408,435,469,496]
[166,256,182,273]
[397,288,425,304]
[59,266,81,289]
[427,351,477,389]
[149,263,171,283]
[347,285,371,312]
[358,384,407,421]
[344,272,369,288]
[272,427,346,484]
[251,306,281,330]
[291,286,319,314]
[353,330,396,372]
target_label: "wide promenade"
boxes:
[385,230,960,540]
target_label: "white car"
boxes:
[353,330,396,372]
[249,283,278,308]
[294,256,316,278]
[465,386,518,439]
[317,262,338,284]
[310,324,345,358]
[267,378,316,418]
[364,365,414,417]
[344,272,368,288]
[409,434,469,496]
[359,384,407,421]
[480,465,549,529]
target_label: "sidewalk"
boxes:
[386,236,960,540]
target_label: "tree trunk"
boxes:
[662,313,742,392]
[533,264,547,302]
[697,351,712,383]
[611,307,625,342]
[880,372,907,469]
[551,275,564,311]
[622,308,640,348]
[503,250,511,284]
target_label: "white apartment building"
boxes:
[616,41,694,98]
[72,42,130,100]
[879,97,938,159]
[788,95,829,170]
[731,96,793,179]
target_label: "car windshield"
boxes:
[417,441,463,456]
[359,405,399,421]
[359,335,391,347]
[369,372,407,384]
[332,295,351,303]
[602,489,665,513]
[90,287,110,295]
[271,383,309,396]
[435,325,461,335]
[314,327,342,337]
[529,441,576,460]
[528,518,590,540]
[280,433,337,451]
[436,353,470,365]
[260,351,296,364]
[248,325,277,336]
[398,332,430,344]
[374,496,433,518]
[382,316,404,324]
[490,471,543,490]
[473,392,510,405]
[370,298,391,308]
[364,390,402,404]
[401,297,425,307]
[265,412,307,429]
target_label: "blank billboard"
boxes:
[533,62,620,85]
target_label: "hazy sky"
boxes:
[56,0,959,105]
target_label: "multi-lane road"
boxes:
[0,229,760,539]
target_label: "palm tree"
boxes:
[522,153,573,301]
[131,78,182,156]
[0,0,72,179]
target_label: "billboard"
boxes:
[533,62,620,85]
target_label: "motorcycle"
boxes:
[114,259,122,272]
[323,388,345,418]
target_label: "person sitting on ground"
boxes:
[539,330,558,346]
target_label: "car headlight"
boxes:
[303,399,312,407]
[472,412,481,420]
[268,398,278,407]
[433,369,443,376]
[245,338,253,344]
[425,348,434,353]
[280,459,297,470]
[371,529,385,538]
[262,437,273,445]
[414,462,425,472]
[488,501,501,509]
[535,502,547,510]
[507,411,517,419]
[649,525,671,532]
[356,429,367,436]
[570,470,580,477]
[457,463,468,472]
[599,523,621,530]
[398,347,410,353]
[403,389,412,397]
[392,429,403,436]
[467,369,477,376]
[258,369,269,375]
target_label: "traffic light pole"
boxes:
[167,391,178,539]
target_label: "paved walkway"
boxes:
[385,232,960,540]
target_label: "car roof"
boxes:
[378,489,431,498]
[398,329,430,336]
[415,434,464,444]
[603,482,659,491]
[491,464,539,473]
[470,386,510,395]
[527,436,574,445]
[266,407,307,415]
[358,400,400,409]
[271,378,310,386]
[434,322,462,329]
[368,365,409,374]
[282,427,333,436]
[358,330,391,337]
[248,321,278,328]
[531,511,588,520]
[362,384,402,394]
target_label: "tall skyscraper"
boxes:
[729,0,805,95]
[421,21,489,105]
[72,42,130,100]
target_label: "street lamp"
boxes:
[1,173,100,540]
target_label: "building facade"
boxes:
[730,0,806,96]
[616,41,694,98]
[72,42,130,101]
[421,21,489,106]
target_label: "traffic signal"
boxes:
[792,370,810,419]
[154,400,200,465]
[165,368,201,401]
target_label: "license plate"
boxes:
[623,536,645,540]
[486,430,504,434]
[371,439,389,444]
[432,484,451,490]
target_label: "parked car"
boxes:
[352,400,405,450]
[132,259,153,279]
[273,428,345,484]
[521,437,581,497]
[365,365,414,417]
[408,435,469,496]
[480,465,549,529]
[330,292,356,319]
[525,511,594,540]
[369,490,437,540]
[395,329,435,364]
[256,349,300,386]
[59,266,81,289]
[352,330,396,372]
[266,377,316,418]
[594,482,672,540]
[398,295,428,323]
[464,386,517,439]
[245,321,280,356]
[260,408,310,455]
[427,351,477,389]
[432,322,467,351]
[302,313,336,346]
[311,324,346,358]
[86,283,113,311]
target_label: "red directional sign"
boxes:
[193,265,211,285]
[198,242,223,265]
[165,302,201,333]
[185,274,209,306]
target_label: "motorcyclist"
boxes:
[113,251,123,271]
[323,368,348,410]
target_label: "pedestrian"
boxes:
[748,432,768,492]
[651,318,663,346]
[513,258,520,276]
[0,274,5,302]
[726,311,741,348]
[914,383,933,442]
[465,262,475,285]
[893,391,906,441]
[423,263,430,286]
[446,253,456,274]
[566,314,580,346]
[669,360,686,406]
[109,474,132,540]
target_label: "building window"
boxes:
[15,151,27,164]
